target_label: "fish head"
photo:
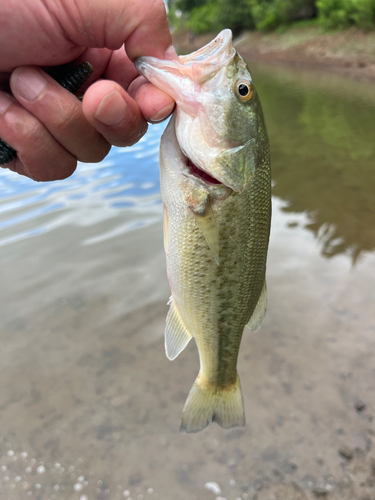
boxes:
[135,29,267,193]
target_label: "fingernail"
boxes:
[95,90,127,126]
[13,67,48,101]
[0,91,14,114]
[149,103,175,123]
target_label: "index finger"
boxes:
[121,1,177,61]
[59,0,176,61]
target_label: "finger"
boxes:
[60,0,174,59]
[82,80,148,147]
[102,48,139,90]
[10,66,111,163]
[104,51,175,122]
[123,1,177,61]
[128,76,175,123]
[68,48,140,94]
[73,48,114,88]
[0,91,77,181]
[78,48,174,125]
[4,157,45,180]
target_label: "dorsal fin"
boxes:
[246,281,267,333]
[165,299,192,360]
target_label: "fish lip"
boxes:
[134,29,235,106]
[136,30,240,191]
[179,29,233,65]
[135,29,233,75]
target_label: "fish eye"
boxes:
[236,80,254,102]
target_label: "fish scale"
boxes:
[166,150,271,386]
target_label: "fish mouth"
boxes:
[134,30,235,110]
[184,156,222,186]
[179,29,233,66]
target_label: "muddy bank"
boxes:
[172,26,375,83]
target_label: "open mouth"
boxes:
[185,157,221,185]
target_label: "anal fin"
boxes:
[165,299,192,360]
[246,281,267,333]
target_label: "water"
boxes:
[0,124,163,248]
[0,64,375,500]
[257,64,375,262]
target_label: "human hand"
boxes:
[0,0,176,181]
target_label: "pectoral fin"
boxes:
[165,299,192,360]
[246,281,267,333]
[192,201,219,265]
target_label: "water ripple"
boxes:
[0,122,166,247]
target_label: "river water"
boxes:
[0,62,375,500]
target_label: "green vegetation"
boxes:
[250,0,315,31]
[169,0,375,34]
[186,3,221,34]
[317,0,375,29]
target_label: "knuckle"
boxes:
[32,156,77,182]
[52,100,82,132]
[1,106,79,181]
[45,98,111,163]
[108,121,148,148]
[53,159,77,180]
[18,135,78,182]
[15,119,48,154]
[77,138,111,163]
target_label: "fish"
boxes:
[135,29,271,433]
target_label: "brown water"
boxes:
[0,64,375,500]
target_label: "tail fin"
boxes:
[180,373,245,433]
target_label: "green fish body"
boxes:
[136,30,271,432]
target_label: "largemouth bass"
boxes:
[136,30,271,433]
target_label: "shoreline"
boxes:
[172,26,375,84]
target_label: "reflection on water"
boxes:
[255,64,375,262]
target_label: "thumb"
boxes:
[58,0,173,60]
